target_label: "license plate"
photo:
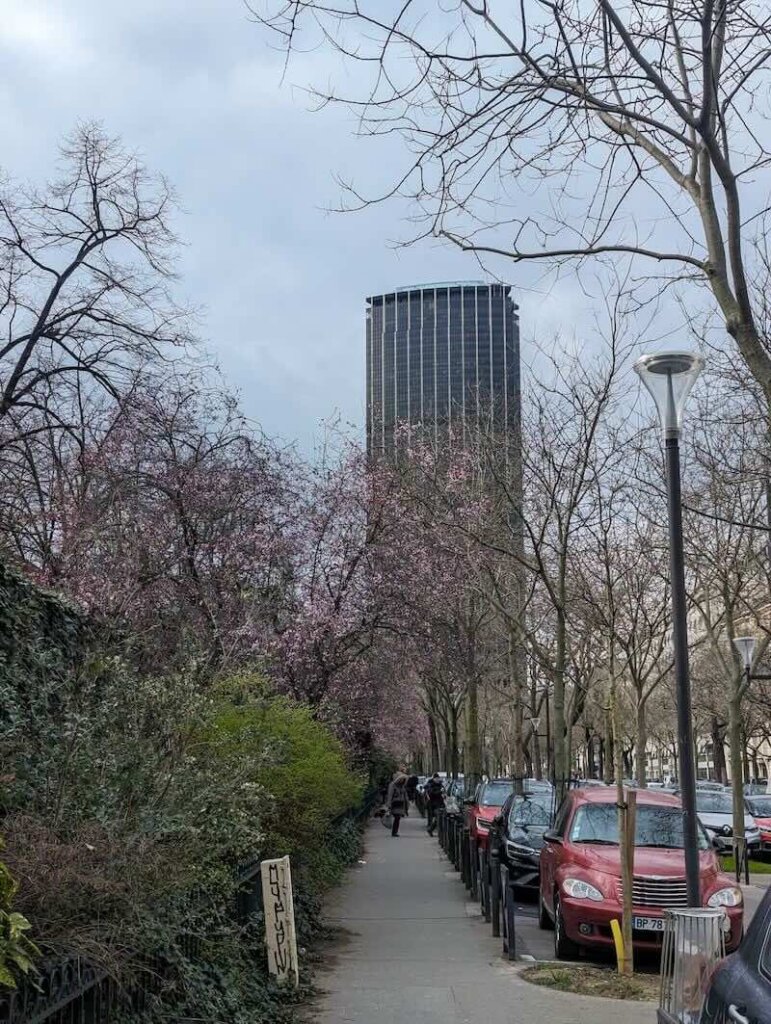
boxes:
[632,916,665,932]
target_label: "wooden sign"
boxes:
[260,856,299,987]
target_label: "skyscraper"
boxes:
[365,281,520,455]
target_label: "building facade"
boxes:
[366,282,520,455]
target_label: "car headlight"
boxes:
[507,840,536,857]
[476,817,492,831]
[562,878,603,901]
[708,887,743,908]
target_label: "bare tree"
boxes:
[255,1,771,393]
[0,123,193,449]
[686,371,771,851]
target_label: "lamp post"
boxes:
[635,351,704,908]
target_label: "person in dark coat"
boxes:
[406,774,419,802]
[425,773,445,836]
[385,772,409,836]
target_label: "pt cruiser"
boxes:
[539,788,744,959]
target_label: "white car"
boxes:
[696,790,761,852]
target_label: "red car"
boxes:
[467,778,515,850]
[746,795,771,853]
[539,788,744,960]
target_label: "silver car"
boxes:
[695,790,761,852]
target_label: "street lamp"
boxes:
[635,350,704,908]
[733,636,756,676]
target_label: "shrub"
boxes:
[0,850,38,989]
[203,679,364,863]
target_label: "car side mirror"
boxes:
[543,830,562,845]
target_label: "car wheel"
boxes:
[538,891,553,930]
[554,894,580,960]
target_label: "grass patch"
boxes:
[720,855,771,875]
[521,965,659,1002]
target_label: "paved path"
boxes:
[313,813,655,1024]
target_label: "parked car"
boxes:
[695,790,761,853]
[467,778,515,850]
[444,777,467,816]
[496,789,553,889]
[538,788,744,960]
[522,778,553,792]
[701,885,771,1024]
[696,781,729,793]
[746,795,771,854]
[745,781,771,797]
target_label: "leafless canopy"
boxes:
[0,123,193,448]
[255,0,771,390]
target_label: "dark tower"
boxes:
[365,281,519,455]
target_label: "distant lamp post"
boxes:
[732,635,771,686]
[635,350,704,908]
[733,636,756,678]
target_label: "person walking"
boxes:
[385,771,409,837]
[425,773,445,836]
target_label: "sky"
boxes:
[0,0,698,450]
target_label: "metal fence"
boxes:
[434,809,521,963]
[0,791,379,1024]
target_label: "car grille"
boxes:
[616,876,689,908]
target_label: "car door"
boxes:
[703,889,771,1024]
[541,797,571,914]
[498,794,514,864]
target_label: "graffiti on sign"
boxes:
[260,855,299,987]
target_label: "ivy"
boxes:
[0,567,368,1020]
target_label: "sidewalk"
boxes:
[742,873,771,925]
[313,813,655,1024]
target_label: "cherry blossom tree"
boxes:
[6,377,291,677]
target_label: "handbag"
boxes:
[381,811,393,829]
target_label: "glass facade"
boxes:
[366,282,520,456]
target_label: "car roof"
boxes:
[571,787,681,808]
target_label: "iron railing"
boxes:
[0,790,379,1024]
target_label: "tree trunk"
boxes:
[635,699,648,788]
[586,729,595,779]
[604,702,614,784]
[428,714,440,773]
[553,608,567,794]
[613,676,634,976]
[465,675,481,787]
[509,626,525,793]
[450,705,460,780]
[530,672,543,780]
[711,718,728,784]
[742,726,751,782]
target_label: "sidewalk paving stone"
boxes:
[312,814,655,1023]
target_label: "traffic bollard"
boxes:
[490,838,501,938]
[501,865,517,961]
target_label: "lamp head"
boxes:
[733,636,756,672]
[633,351,704,438]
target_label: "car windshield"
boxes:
[569,802,709,849]
[509,794,552,828]
[748,797,771,816]
[481,781,515,806]
[695,792,733,813]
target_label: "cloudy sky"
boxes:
[0,0,656,450]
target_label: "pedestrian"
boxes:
[385,771,409,837]
[406,773,419,803]
[425,772,445,836]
